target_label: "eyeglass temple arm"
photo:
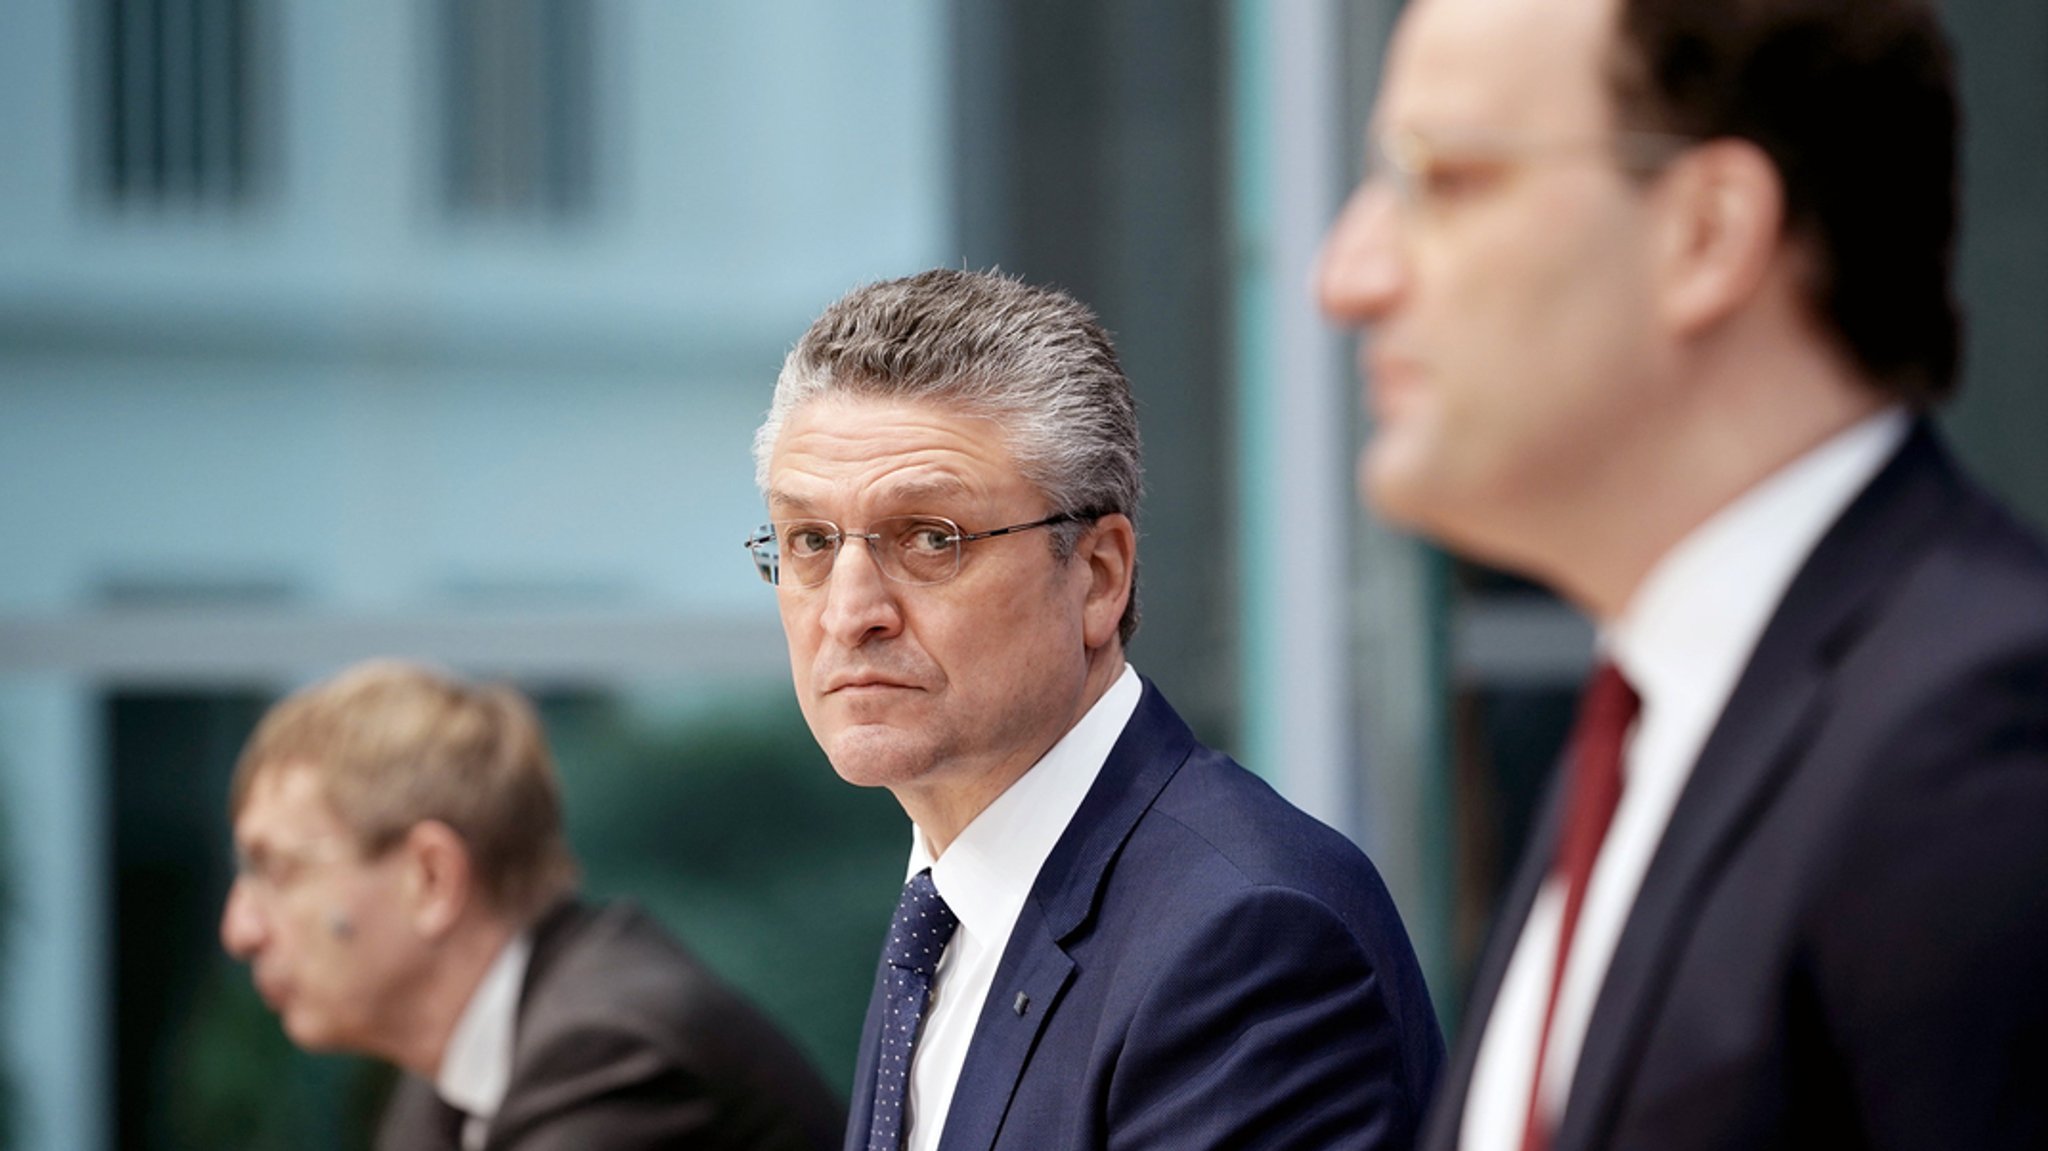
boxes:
[953,511,1087,543]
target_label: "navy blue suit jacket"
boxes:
[846,681,1444,1151]
[1422,425,2048,1150]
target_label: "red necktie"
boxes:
[1521,662,1639,1151]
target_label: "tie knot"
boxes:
[884,869,959,976]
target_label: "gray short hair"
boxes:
[754,268,1144,644]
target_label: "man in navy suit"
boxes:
[748,268,1443,1151]
[1319,0,2048,1147]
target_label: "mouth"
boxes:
[252,975,287,1011]
[823,676,920,697]
[1364,347,1424,419]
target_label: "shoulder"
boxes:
[1771,457,2048,944]
[1088,740,1439,1043]
[1070,690,1419,962]
[1067,750,1444,1135]
[1137,743,1395,911]
[502,901,842,1150]
[517,901,813,1063]
[1838,428,2048,666]
[519,902,717,1033]
[1076,682,1395,919]
[1822,467,2048,758]
[1754,433,2048,822]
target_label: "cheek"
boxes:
[977,572,1088,693]
[777,597,823,682]
[1444,236,1640,412]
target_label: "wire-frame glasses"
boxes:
[744,512,1084,588]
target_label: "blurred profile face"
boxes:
[1316,0,1668,562]
[220,766,422,1057]
[766,394,1100,806]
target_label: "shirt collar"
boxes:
[1605,407,1910,755]
[908,663,1143,945]
[436,928,535,1121]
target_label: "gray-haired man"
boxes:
[748,268,1443,1151]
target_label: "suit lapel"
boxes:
[377,1074,462,1151]
[481,899,589,1146]
[1555,425,1964,1150]
[936,679,1195,1151]
[932,906,1076,1151]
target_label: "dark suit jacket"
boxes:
[1422,425,2048,1150]
[380,900,843,1151]
[844,681,1444,1151]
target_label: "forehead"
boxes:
[234,764,347,847]
[765,394,1030,515]
[1380,0,1620,134]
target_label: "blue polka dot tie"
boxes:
[867,868,960,1151]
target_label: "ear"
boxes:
[1652,138,1786,337]
[1076,513,1136,651]
[398,820,475,940]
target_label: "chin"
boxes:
[822,726,936,792]
[281,1013,346,1054]
[1360,447,1432,530]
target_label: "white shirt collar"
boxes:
[436,928,535,1123]
[1604,407,1910,760]
[907,663,1142,950]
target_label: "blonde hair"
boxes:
[230,660,579,922]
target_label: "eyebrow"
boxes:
[766,476,978,518]
[765,490,819,516]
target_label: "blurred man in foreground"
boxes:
[221,659,843,1151]
[749,268,1442,1151]
[1319,0,2048,1147]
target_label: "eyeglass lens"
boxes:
[752,516,964,588]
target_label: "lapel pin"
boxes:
[1013,991,1030,1016]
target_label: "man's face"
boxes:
[220,766,421,1057]
[1317,0,1669,563]
[766,394,1100,806]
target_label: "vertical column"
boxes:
[1230,0,1454,1004]
[1228,0,1352,829]
[1946,2,2048,528]
[0,679,108,1151]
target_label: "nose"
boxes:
[1316,180,1407,325]
[220,877,267,959]
[816,535,904,648]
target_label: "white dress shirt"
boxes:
[438,929,535,1151]
[1459,409,1909,1150]
[901,663,1142,1151]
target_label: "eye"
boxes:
[783,524,836,557]
[1413,156,1501,205]
[900,520,957,556]
[238,847,300,890]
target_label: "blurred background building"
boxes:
[1,2,2042,1149]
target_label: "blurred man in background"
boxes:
[750,268,1442,1151]
[1319,0,2048,1147]
[221,659,842,1151]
